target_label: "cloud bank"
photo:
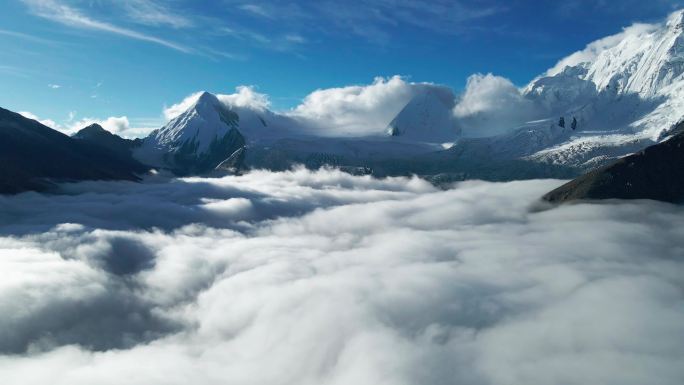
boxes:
[454,73,538,137]
[1,169,683,385]
[288,76,421,136]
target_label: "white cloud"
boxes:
[288,76,454,137]
[48,84,61,89]
[121,0,193,29]
[163,86,271,121]
[162,91,204,121]
[217,86,271,110]
[71,115,158,138]
[0,170,683,384]
[21,0,192,53]
[454,73,538,137]
[0,28,59,45]
[284,33,306,43]
[71,116,131,135]
[18,111,152,138]
[18,111,58,129]
[239,3,273,18]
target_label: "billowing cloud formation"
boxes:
[289,76,414,135]
[454,73,538,137]
[165,77,457,138]
[217,86,271,111]
[1,169,683,384]
[288,76,456,137]
[163,86,271,121]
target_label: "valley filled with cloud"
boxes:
[1,169,682,385]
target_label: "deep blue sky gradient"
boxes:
[1,0,683,128]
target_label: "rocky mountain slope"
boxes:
[543,122,684,203]
[73,123,143,159]
[133,92,251,175]
[0,107,147,194]
[515,10,684,169]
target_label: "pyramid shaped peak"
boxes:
[195,91,220,105]
[74,123,109,138]
[83,123,106,132]
[387,87,460,141]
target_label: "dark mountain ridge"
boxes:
[0,107,148,194]
[73,123,143,158]
[543,122,684,203]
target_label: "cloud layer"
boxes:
[1,169,683,384]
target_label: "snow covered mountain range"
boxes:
[46,9,681,180]
[5,9,684,195]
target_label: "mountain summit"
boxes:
[134,92,249,175]
[387,88,460,143]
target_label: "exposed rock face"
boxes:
[543,124,684,203]
[215,146,247,175]
[0,107,147,194]
[168,127,246,175]
[134,92,251,175]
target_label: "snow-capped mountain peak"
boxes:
[132,91,250,173]
[386,88,460,142]
[151,91,240,154]
[537,10,684,99]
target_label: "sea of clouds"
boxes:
[0,168,683,385]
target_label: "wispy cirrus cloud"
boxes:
[216,25,307,53]
[238,3,273,18]
[121,0,194,28]
[228,0,507,43]
[0,28,61,45]
[21,0,192,53]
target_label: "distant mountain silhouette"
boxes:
[73,123,143,159]
[0,107,147,194]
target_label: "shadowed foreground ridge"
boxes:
[0,107,147,194]
[73,123,143,159]
[543,123,684,203]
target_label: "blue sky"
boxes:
[1,0,683,133]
